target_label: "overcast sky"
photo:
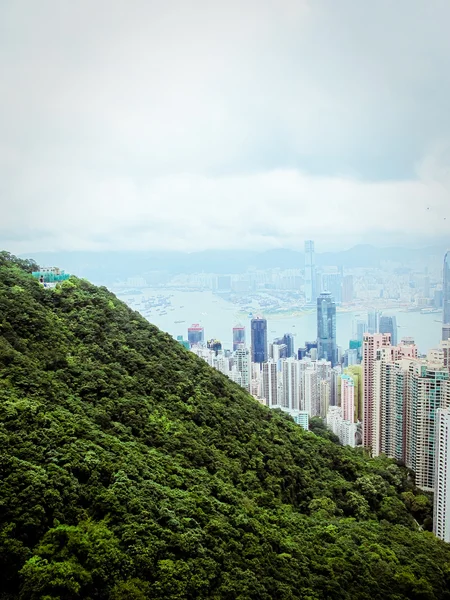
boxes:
[1,0,450,254]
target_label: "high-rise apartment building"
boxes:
[303,368,319,417]
[379,315,398,346]
[405,361,450,491]
[341,374,355,423]
[282,358,300,410]
[317,292,337,366]
[232,325,246,352]
[304,240,316,304]
[234,346,250,392]
[363,334,419,457]
[443,251,450,334]
[434,408,450,542]
[251,317,267,364]
[262,359,278,406]
[362,333,391,450]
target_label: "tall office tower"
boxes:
[251,317,268,364]
[304,240,316,304]
[188,324,204,346]
[232,325,246,352]
[443,251,450,333]
[317,292,337,366]
[234,346,250,392]
[434,408,450,542]
[342,275,354,304]
[272,338,288,360]
[362,333,391,450]
[262,359,278,406]
[319,380,331,418]
[304,368,319,416]
[367,311,380,334]
[282,333,295,358]
[356,320,368,343]
[322,273,343,304]
[405,361,450,490]
[379,315,398,346]
[282,358,300,410]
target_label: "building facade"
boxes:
[379,315,398,346]
[317,292,337,366]
[251,317,268,364]
[434,408,450,543]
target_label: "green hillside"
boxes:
[0,252,449,600]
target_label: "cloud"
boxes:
[1,0,450,253]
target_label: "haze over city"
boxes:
[1,0,450,254]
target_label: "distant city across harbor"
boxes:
[116,287,443,355]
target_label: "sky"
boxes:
[1,0,450,254]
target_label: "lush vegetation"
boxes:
[0,253,449,600]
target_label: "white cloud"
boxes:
[1,0,450,253]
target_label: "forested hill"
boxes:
[1,254,449,600]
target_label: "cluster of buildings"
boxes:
[178,249,450,544]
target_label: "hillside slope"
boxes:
[1,254,450,600]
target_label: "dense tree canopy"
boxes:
[1,254,449,599]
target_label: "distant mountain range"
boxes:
[21,244,448,285]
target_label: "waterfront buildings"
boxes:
[367,310,380,334]
[304,240,316,304]
[317,292,337,366]
[379,315,398,346]
[232,325,246,351]
[251,317,268,364]
[434,408,450,543]
[188,323,204,346]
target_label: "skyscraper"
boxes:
[304,240,316,304]
[362,333,391,450]
[405,360,450,490]
[367,311,380,334]
[443,251,450,339]
[262,359,278,406]
[356,320,367,343]
[188,324,204,346]
[322,272,342,304]
[342,275,354,304]
[317,292,337,366]
[232,325,246,351]
[251,317,267,364]
[434,408,450,543]
[234,346,250,392]
[281,333,295,358]
[379,315,398,346]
